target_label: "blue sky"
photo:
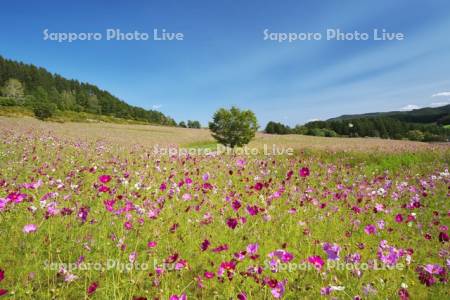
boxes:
[1,0,450,126]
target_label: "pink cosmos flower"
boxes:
[439,232,449,243]
[0,269,4,282]
[398,288,409,300]
[364,224,377,235]
[307,255,324,270]
[218,260,236,277]
[212,244,228,253]
[395,214,403,223]
[78,207,89,223]
[232,200,241,211]
[236,159,246,168]
[23,224,37,233]
[377,240,404,266]
[299,167,310,177]
[0,289,7,296]
[246,205,258,216]
[323,243,341,260]
[0,199,6,211]
[204,271,214,279]
[200,239,210,251]
[182,193,192,201]
[147,241,157,248]
[7,192,27,203]
[269,250,294,263]
[169,294,187,300]
[98,185,110,193]
[247,243,259,255]
[87,281,99,295]
[271,280,286,298]
[23,179,42,189]
[129,252,137,263]
[226,218,238,229]
[124,221,133,230]
[98,175,111,183]
[254,182,263,191]
[237,292,247,300]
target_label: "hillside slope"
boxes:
[0,55,176,125]
[328,104,450,125]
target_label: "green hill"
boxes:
[329,105,450,125]
[0,55,176,125]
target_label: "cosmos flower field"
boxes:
[0,118,449,299]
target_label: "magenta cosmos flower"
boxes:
[87,281,99,295]
[299,167,310,177]
[226,218,238,229]
[308,255,324,270]
[147,241,157,248]
[169,294,187,300]
[98,175,111,183]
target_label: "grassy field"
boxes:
[0,116,449,299]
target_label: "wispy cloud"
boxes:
[400,104,421,111]
[308,118,321,122]
[432,92,450,97]
[430,101,449,107]
[152,104,162,110]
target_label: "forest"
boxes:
[0,55,177,125]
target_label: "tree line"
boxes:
[265,118,449,142]
[0,55,176,125]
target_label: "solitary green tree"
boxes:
[209,106,258,147]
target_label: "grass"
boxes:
[0,117,449,299]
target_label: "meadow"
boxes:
[0,116,449,299]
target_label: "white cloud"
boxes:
[430,101,449,107]
[400,104,420,111]
[152,104,162,110]
[308,118,320,122]
[432,92,450,97]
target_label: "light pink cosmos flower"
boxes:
[129,251,137,263]
[236,159,246,168]
[247,243,259,255]
[23,224,37,233]
[0,199,6,211]
[202,173,209,181]
[271,280,287,298]
[23,179,42,189]
[182,193,192,201]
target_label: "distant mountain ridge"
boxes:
[328,104,450,125]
